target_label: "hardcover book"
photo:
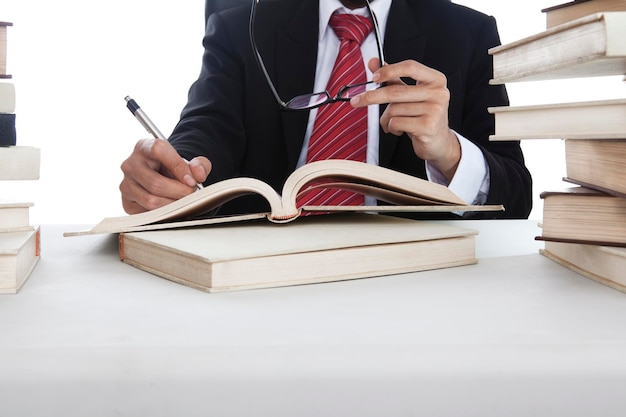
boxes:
[541,240,626,293]
[564,139,626,197]
[0,226,40,294]
[537,187,626,247]
[0,146,40,180]
[489,12,626,84]
[0,200,33,233]
[542,0,626,28]
[488,99,626,141]
[118,213,478,292]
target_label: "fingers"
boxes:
[351,59,460,180]
[187,156,212,185]
[120,174,178,214]
[353,59,448,108]
[119,138,211,214]
[145,139,198,188]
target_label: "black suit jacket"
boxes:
[169,0,533,219]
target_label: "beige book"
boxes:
[538,187,626,247]
[0,226,40,294]
[541,240,626,293]
[489,12,626,84]
[119,213,478,292]
[0,146,41,180]
[0,22,11,78]
[0,200,33,233]
[65,159,503,237]
[564,139,626,197]
[542,0,626,29]
[0,81,15,113]
[488,99,626,141]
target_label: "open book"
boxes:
[65,160,503,236]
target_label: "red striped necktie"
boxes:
[297,13,373,209]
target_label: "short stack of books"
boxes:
[0,21,41,294]
[488,2,626,292]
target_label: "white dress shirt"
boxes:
[297,0,490,208]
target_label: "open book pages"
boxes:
[65,160,504,236]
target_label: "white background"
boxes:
[2,0,625,224]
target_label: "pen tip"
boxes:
[124,96,131,102]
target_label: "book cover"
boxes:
[542,0,626,28]
[118,213,478,292]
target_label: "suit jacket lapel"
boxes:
[378,0,428,167]
[274,0,319,171]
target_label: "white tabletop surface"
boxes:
[1,220,626,417]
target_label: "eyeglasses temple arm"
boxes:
[249,0,288,109]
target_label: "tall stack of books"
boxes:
[0,21,41,294]
[488,1,626,292]
[1,21,16,147]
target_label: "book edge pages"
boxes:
[488,12,626,84]
[540,247,626,293]
[121,232,477,293]
[0,226,40,294]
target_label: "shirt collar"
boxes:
[319,0,392,42]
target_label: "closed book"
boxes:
[489,98,626,141]
[119,213,478,293]
[541,240,626,293]
[542,0,626,29]
[0,113,16,147]
[564,139,626,197]
[0,226,40,294]
[0,200,33,233]
[0,22,11,78]
[538,187,626,247]
[489,12,626,84]
[0,81,15,113]
[0,146,40,179]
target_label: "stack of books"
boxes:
[0,21,41,294]
[488,1,626,292]
[1,21,16,147]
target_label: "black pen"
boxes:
[124,96,203,190]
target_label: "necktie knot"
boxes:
[329,13,373,45]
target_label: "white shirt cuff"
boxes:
[425,130,490,205]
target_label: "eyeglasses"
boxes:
[249,0,385,111]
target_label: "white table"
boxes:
[1,221,626,417]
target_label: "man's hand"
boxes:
[351,58,461,181]
[119,138,211,214]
